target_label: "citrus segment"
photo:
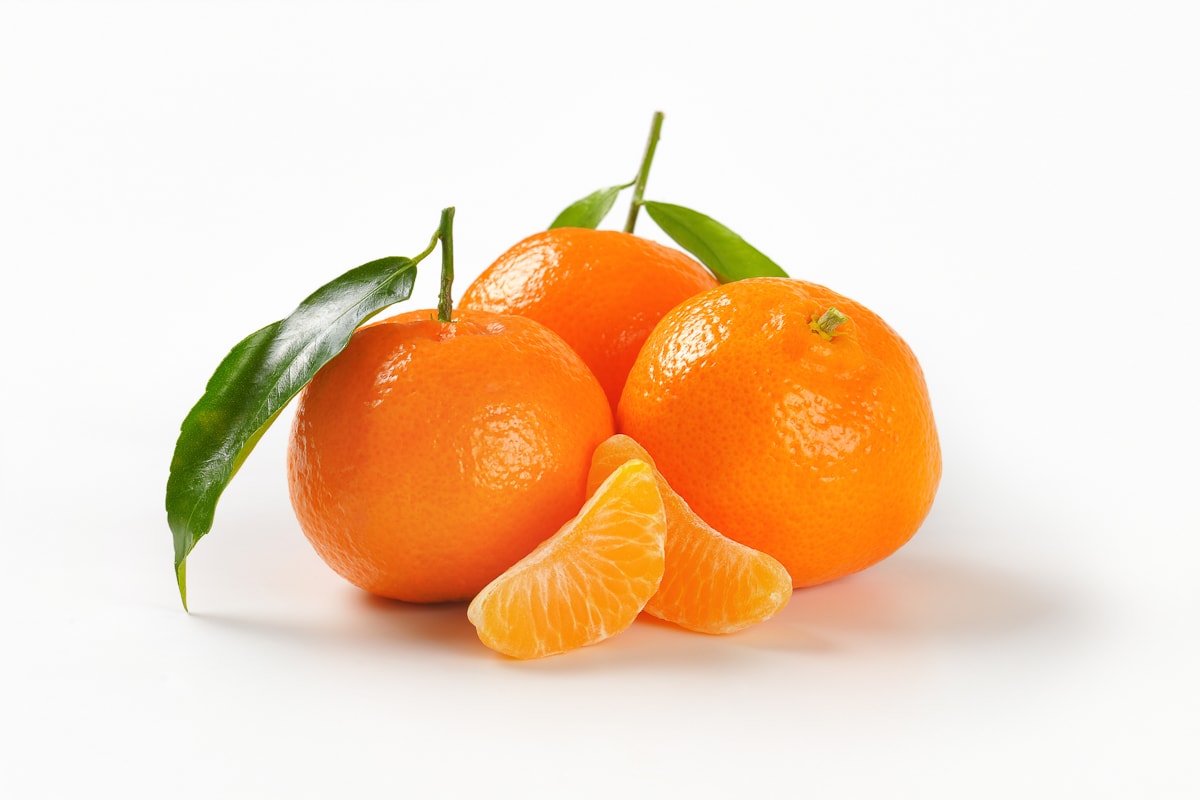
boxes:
[587,435,792,634]
[467,460,666,659]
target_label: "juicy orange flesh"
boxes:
[467,460,666,659]
[587,435,792,634]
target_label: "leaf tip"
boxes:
[176,560,190,613]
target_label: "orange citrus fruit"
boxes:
[467,459,667,659]
[287,308,614,603]
[618,277,941,588]
[459,228,719,412]
[587,435,792,634]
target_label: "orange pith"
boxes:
[467,460,666,660]
[587,435,792,634]
[459,228,719,412]
[618,277,941,588]
[287,308,613,603]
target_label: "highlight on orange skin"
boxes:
[459,228,719,413]
[467,460,667,660]
[288,309,614,604]
[587,435,792,635]
[618,277,941,588]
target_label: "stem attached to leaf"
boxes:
[437,207,456,323]
[624,111,665,234]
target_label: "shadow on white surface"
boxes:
[186,595,482,660]
[348,552,1069,662]
[796,554,1069,638]
[185,550,1075,675]
[355,594,483,656]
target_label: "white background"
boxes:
[2,1,1197,797]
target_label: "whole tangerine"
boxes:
[459,227,719,412]
[618,277,941,588]
[287,308,614,603]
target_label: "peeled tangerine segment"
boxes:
[467,460,666,659]
[587,435,792,635]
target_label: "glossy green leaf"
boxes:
[642,201,789,282]
[166,253,426,609]
[549,181,633,230]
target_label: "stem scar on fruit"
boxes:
[809,306,849,342]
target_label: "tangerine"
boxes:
[618,277,941,588]
[459,228,719,412]
[468,459,666,660]
[587,435,792,634]
[287,308,614,603]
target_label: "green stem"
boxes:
[809,307,849,341]
[437,207,456,323]
[624,111,665,234]
[413,226,441,264]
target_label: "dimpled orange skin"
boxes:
[459,228,719,412]
[287,308,614,603]
[618,278,941,588]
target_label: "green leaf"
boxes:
[549,181,633,230]
[641,201,789,282]
[166,252,429,610]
